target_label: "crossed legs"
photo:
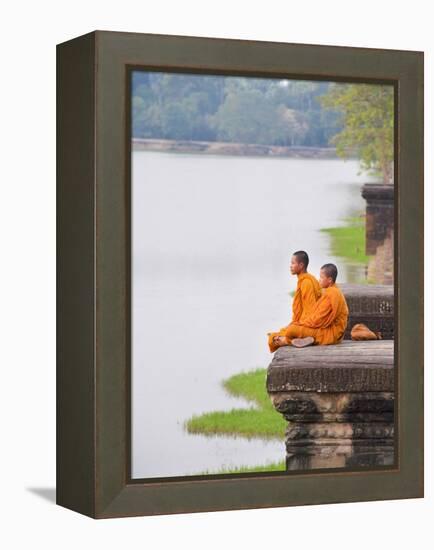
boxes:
[267,324,319,352]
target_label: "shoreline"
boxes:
[132,137,354,159]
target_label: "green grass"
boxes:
[184,368,286,440]
[320,214,371,265]
[199,460,286,475]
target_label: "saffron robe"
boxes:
[291,272,322,323]
[267,272,321,352]
[268,283,349,352]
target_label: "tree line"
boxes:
[132,72,343,147]
[132,71,394,183]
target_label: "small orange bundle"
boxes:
[350,323,382,341]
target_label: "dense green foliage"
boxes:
[317,83,394,183]
[132,72,343,147]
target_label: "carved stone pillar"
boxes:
[361,183,394,255]
[367,229,394,285]
[266,341,394,471]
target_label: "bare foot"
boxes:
[292,336,315,348]
[275,336,288,346]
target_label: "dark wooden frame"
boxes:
[57,30,424,519]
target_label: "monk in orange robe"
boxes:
[290,251,322,323]
[267,250,321,351]
[268,263,349,352]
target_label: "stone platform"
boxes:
[266,340,395,471]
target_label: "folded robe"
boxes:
[351,323,381,340]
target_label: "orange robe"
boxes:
[268,283,348,352]
[267,272,321,352]
[291,272,322,323]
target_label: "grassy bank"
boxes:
[184,368,286,440]
[184,368,286,475]
[320,214,370,265]
[199,460,285,475]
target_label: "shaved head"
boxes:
[292,250,309,269]
[321,263,338,283]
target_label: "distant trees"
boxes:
[132,73,225,141]
[131,72,344,148]
[206,88,309,146]
[131,74,395,181]
[317,83,394,184]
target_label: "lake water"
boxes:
[131,150,377,479]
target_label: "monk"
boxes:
[289,251,322,323]
[267,250,321,351]
[267,263,349,352]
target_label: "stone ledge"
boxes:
[340,284,393,297]
[266,340,395,470]
[267,341,394,393]
[361,183,395,202]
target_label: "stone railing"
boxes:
[266,341,394,471]
[340,284,394,339]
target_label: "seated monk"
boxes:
[289,250,322,324]
[267,263,348,352]
[266,250,321,350]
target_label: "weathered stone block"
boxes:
[266,341,395,471]
[361,183,394,255]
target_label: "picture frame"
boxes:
[56,30,424,519]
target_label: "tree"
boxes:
[317,83,394,183]
[208,89,310,146]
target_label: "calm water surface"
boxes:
[131,150,377,478]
